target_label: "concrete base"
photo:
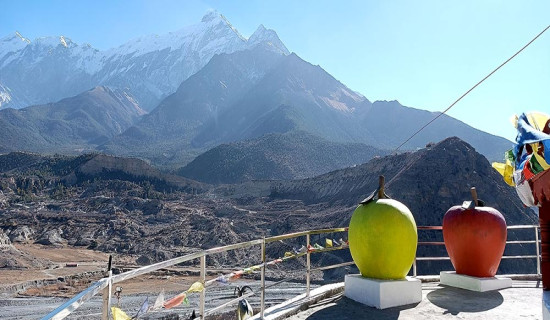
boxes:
[344,274,422,309]
[544,291,550,320]
[440,271,512,292]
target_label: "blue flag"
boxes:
[133,297,148,319]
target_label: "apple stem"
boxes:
[470,187,478,206]
[378,175,386,199]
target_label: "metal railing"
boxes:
[41,225,541,320]
[412,225,541,277]
[41,228,348,320]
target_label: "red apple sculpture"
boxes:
[442,187,507,277]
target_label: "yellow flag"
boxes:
[111,307,131,320]
[526,112,550,131]
[325,238,333,248]
[187,281,205,293]
[492,161,514,186]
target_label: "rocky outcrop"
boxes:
[35,229,66,247]
[270,137,535,226]
[0,229,11,248]
[9,226,35,243]
[0,229,52,269]
[78,154,160,178]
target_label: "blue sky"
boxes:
[2,0,549,142]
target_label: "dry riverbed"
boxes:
[0,245,315,319]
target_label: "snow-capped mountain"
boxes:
[0,10,289,110]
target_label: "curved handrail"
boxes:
[40,225,540,320]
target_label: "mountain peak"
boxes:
[0,32,31,64]
[33,36,74,48]
[255,24,267,32]
[201,9,222,23]
[59,35,72,48]
[248,24,289,55]
[1,31,31,54]
[15,31,31,44]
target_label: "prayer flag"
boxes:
[187,281,205,293]
[230,270,244,280]
[133,297,148,319]
[533,144,550,170]
[111,307,131,320]
[293,245,306,254]
[516,113,550,161]
[215,275,229,284]
[151,289,165,311]
[325,239,333,247]
[164,292,187,309]
[492,159,515,186]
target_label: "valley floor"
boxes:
[0,245,315,319]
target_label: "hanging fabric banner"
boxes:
[111,307,132,320]
[163,292,187,309]
[133,297,149,319]
[187,281,205,293]
[215,275,229,284]
[494,112,550,208]
[150,289,165,311]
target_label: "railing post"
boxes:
[200,255,206,320]
[101,270,112,320]
[536,226,541,275]
[306,234,311,297]
[413,256,417,277]
[261,238,266,319]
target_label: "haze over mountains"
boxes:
[0,10,512,179]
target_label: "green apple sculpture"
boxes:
[349,176,418,279]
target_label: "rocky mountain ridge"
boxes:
[178,131,387,183]
[268,137,534,226]
[0,137,537,275]
[102,44,511,168]
[0,86,145,154]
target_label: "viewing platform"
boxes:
[39,225,545,320]
[256,278,542,320]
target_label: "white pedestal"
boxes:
[543,291,550,320]
[440,271,512,292]
[344,274,422,309]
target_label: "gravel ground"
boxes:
[0,280,316,320]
